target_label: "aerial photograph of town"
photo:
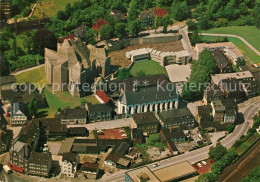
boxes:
[0,0,260,181]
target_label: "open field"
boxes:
[202,26,260,51]
[109,40,184,69]
[41,88,99,118]
[32,0,80,18]
[15,66,47,87]
[130,60,168,77]
[199,35,260,64]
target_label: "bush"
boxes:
[227,124,236,133]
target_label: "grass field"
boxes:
[15,66,47,87]
[33,0,80,18]
[130,60,168,77]
[199,36,260,64]
[202,26,260,51]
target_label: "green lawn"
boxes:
[202,26,260,51]
[15,66,47,87]
[130,60,168,77]
[42,88,99,117]
[199,36,260,64]
[33,0,80,18]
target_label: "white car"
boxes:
[254,64,259,68]
[202,161,207,165]
[152,163,160,168]
[197,163,202,168]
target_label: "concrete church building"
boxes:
[45,39,110,97]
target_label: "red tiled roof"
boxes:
[12,164,24,173]
[153,7,168,18]
[98,129,127,140]
[59,35,75,43]
[92,18,109,31]
[96,89,110,103]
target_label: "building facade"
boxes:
[61,153,79,178]
[85,104,112,122]
[28,152,52,177]
[60,108,87,125]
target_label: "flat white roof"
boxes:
[211,71,253,84]
[166,64,191,83]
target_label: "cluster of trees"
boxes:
[0,28,56,72]
[118,68,132,80]
[241,166,260,182]
[181,50,218,101]
[197,143,238,182]
[11,0,35,17]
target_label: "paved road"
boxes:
[67,118,131,130]
[100,99,260,182]
[180,26,197,60]
[199,33,260,56]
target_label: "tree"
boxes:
[127,20,141,37]
[28,97,38,118]
[128,0,139,22]
[162,14,172,33]
[85,28,96,45]
[196,172,218,182]
[198,16,212,30]
[186,19,197,31]
[100,24,113,40]
[118,68,131,80]
[171,0,191,21]
[147,133,160,146]
[254,5,260,29]
[241,166,260,182]
[33,29,57,56]
[209,143,227,161]
[190,29,201,45]
[114,22,126,40]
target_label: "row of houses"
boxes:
[125,47,191,66]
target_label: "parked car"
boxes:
[3,165,12,174]
[193,164,200,169]
[197,163,202,168]
[152,163,160,168]
[202,161,207,165]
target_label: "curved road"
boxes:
[199,33,260,56]
[100,99,260,182]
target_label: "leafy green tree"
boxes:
[28,97,38,118]
[171,0,191,21]
[209,143,227,161]
[190,29,201,45]
[33,29,57,56]
[254,5,260,29]
[127,20,141,37]
[128,0,139,22]
[186,19,197,31]
[147,133,160,146]
[162,14,172,33]
[196,172,218,182]
[198,17,212,30]
[100,24,113,40]
[114,22,126,40]
[118,68,131,80]
[85,28,96,45]
[241,166,260,182]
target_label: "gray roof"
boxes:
[61,107,87,119]
[158,108,194,124]
[119,85,178,105]
[131,112,159,125]
[29,152,51,164]
[86,104,112,113]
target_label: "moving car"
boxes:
[197,163,202,168]
[152,163,160,168]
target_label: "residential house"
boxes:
[61,153,79,178]
[85,104,112,122]
[60,107,87,125]
[131,128,144,144]
[140,10,154,27]
[104,141,132,168]
[82,162,100,179]
[211,50,233,73]
[211,71,257,101]
[221,99,238,123]
[9,120,40,173]
[157,108,196,129]
[203,83,224,105]
[130,112,160,135]
[28,152,52,177]
[10,102,29,126]
[195,42,244,65]
[211,100,225,122]
[196,105,213,124]
[40,118,68,139]
[95,89,111,104]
